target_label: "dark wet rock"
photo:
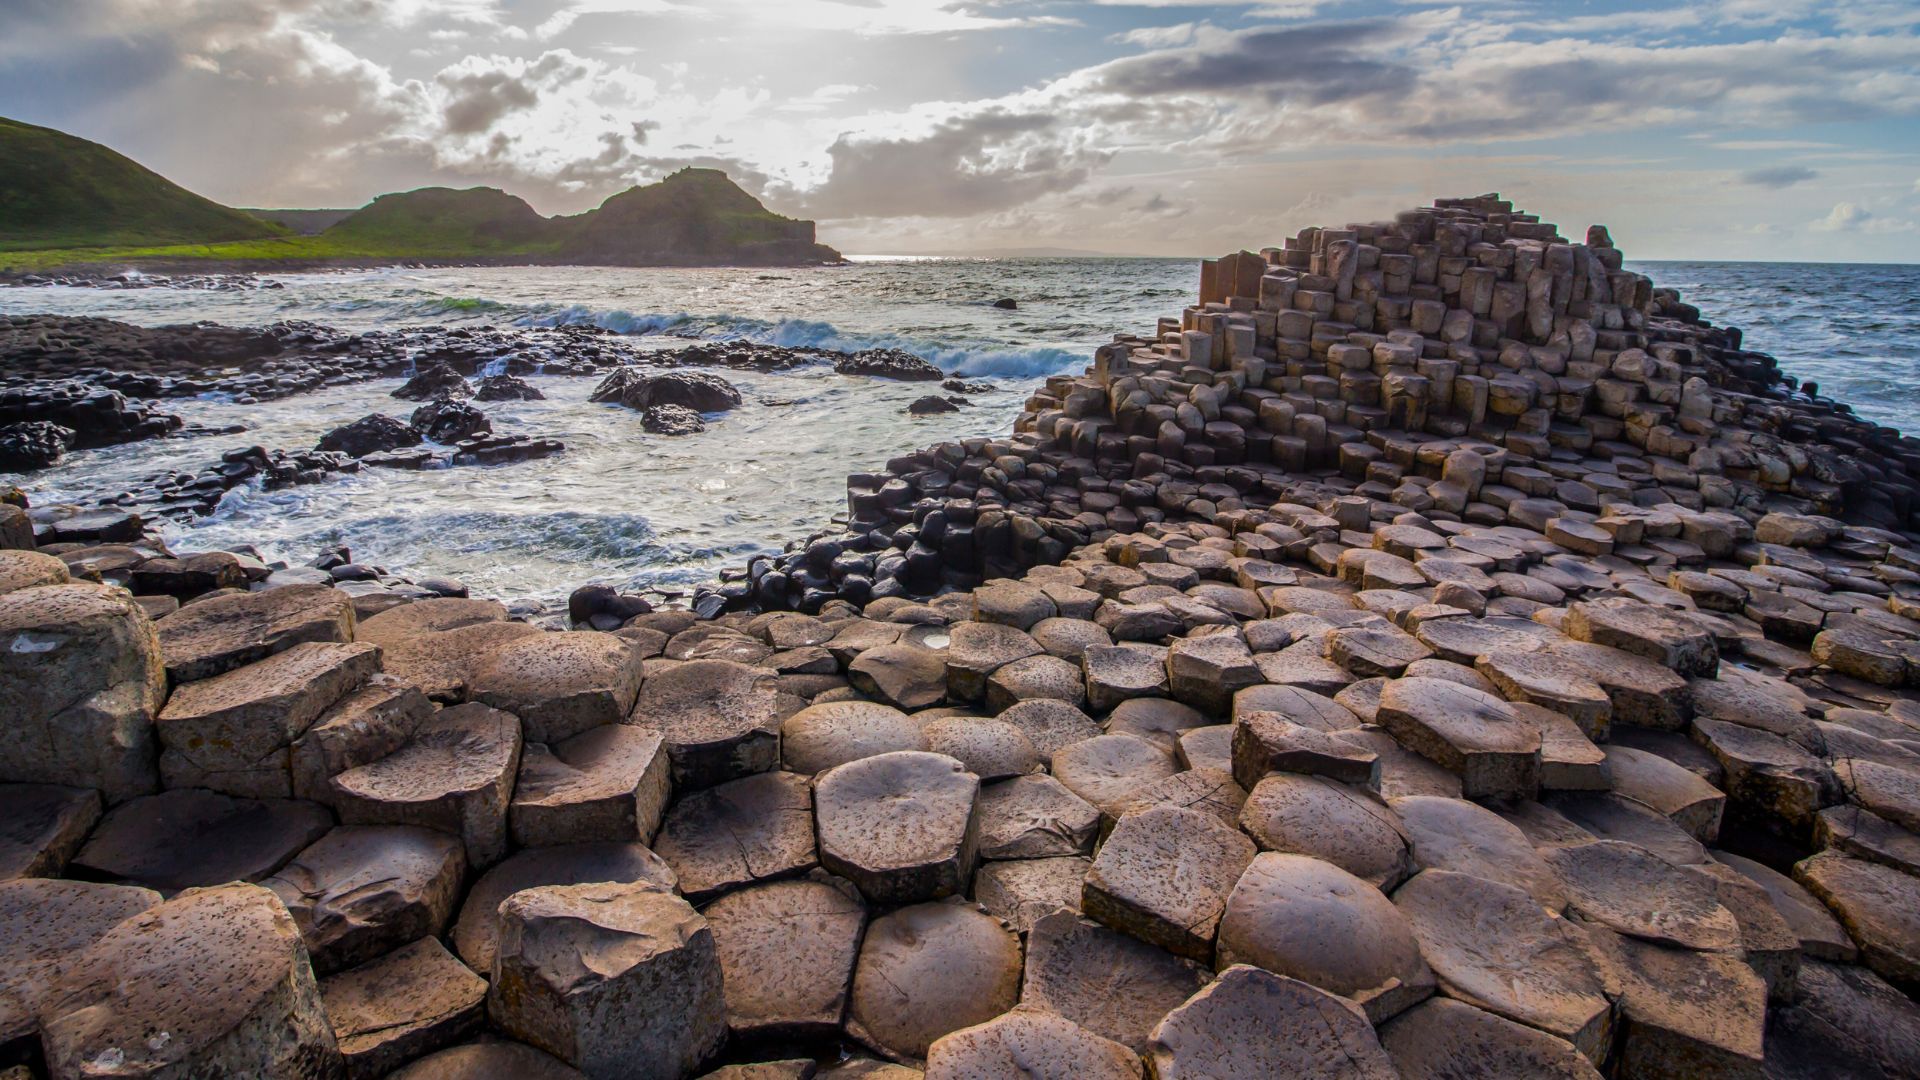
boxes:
[942,378,993,394]
[908,395,962,415]
[317,414,423,457]
[0,421,76,470]
[643,404,706,435]
[410,399,490,443]
[834,349,943,381]
[450,432,565,466]
[71,788,333,894]
[593,367,741,413]
[392,364,474,401]
[473,374,545,401]
[0,782,101,879]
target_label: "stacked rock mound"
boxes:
[724,195,1914,614]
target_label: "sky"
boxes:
[2,0,1918,260]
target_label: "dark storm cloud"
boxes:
[796,110,1111,219]
[1740,165,1820,187]
[1094,21,1418,106]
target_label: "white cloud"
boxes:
[1813,201,1871,230]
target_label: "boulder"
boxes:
[1216,852,1433,1022]
[845,902,1022,1063]
[1239,774,1411,890]
[71,787,332,893]
[156,640,380,797]
[410,399,490,443]
[37,883,344,1079]
[848,643,948,709]
[1605,745,1725,841]
[652,770,816,903]
[0,549,68,595]
[1393,869,1611,1058]
[265,825,466,974]
[317,413,423,457]
[0,879,160,1054]
[641,403,705,434]
[380,621,542,702]
[592,367,741,412]
[815,750,979,904]
[468,630,644,744]
[330,702,523,869]
[1377,676,1541,799]
[1107,697,1209,754]
[392,364,473,401]
[450,841,677,975]
[1019,910,1211,1053]
[923,1007,1141,1080]
[628,659,798,790]
[321,937,487,1080]
[1082,804,1255,962]
[0,583,165,802]
[984,653,1085,711]
[0,782,101,879]
[781,701,928,775]
[489,882,726,1080]
[473,374,546,401]
[1146,964,1396,1080]
[510,724,671,847]
[1475,650,1612,739]
[1390,794,1568,911]
[1231,710,1379,789]
[704,878,865,1039]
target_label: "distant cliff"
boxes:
[0,117,841,272]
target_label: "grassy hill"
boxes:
[0,117,285,252]
[0,117,840,272]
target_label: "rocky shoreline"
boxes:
[4,196,1920,1079]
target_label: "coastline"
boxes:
[5,196,1920,1077]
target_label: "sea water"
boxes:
[2,258,1914,606]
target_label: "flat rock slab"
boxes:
[923,1007,1140,1080]
[815,750,980,904]
[156,583,355,682]
[387,1043,585,1080]
[331,702,522,869]
[1082,644,1169,712]
[37,882,342,1080]
[923,717,1038,781]
[994,699,1100,764]
[264,824,466,974]
[1690,718,1838,833]
[157,640,381,796]
[1083,804,1255,962]
[1378,997,1603,1080]
[0,582,165,802]
[629,659,798,790]
[653,770,816,903]
[1590,926,1767,1079]
[1546,840,1740,951]
[1390,794,1568,911]
[704,878,866,1039]
[1548,639,1689,729]
[1377,676,1541,800]
[1713,850,1854,962]
[1564,599,1718,678]
[489,882,725,1080]
[1765,959,1920,1080]
[357,598,508,645]
[380,621,541,701]
[1106,697,1208,754]
[1475,650,1612,739]
[1833,757,1920,835]
[975,775,1098,859]
[1816,803,1920,878]
[848,643,948,710]
[1232,710,1379,789]
[1147,964,1397,1080]
[0,782,100,879]
[469,631,644,743]
[846,902,1022,1064]
[1795,851,1920,986]
[1049,734,1176,820]
[782,701,928,775]
[510,724,671,847]
[1393,869,1611,1059]
[72,787,332,894]
[1216,851,1432,1023]
[972,856,1089,934]
[451,841,677,976]
[1604,745,1726,841]
[946,621,1043,701]
[1239,774,1411,890]
[321,936,486,1080]
[1543,790,1710,867]
[1020,910,1211,1054]
[984,654,1086,712]
[1109,768,1246,830]
[291,675,434,804]
[1166,632,1262,714]
[0,879,159,1050]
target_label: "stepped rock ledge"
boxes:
[5,195,1920,1079]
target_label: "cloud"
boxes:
[1813,201,1871,230]
[1093,21,1420,105]
[1110,23,1200,49]
[1739,165,1819,187]
[796,109,1112,219]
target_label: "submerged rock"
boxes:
[392,364,474,401]
[410,399,491,443]
[317,414,422,458]
[642,403,706,435]
[473,374,545,401]
[909,395,962,415]
[0,421,76,470]
[592,367,741,413]
[833,349,943,381]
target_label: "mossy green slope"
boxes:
[0,117,285,252]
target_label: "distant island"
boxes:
[0,117,841,274]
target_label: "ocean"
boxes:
[3,258,1915,607]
